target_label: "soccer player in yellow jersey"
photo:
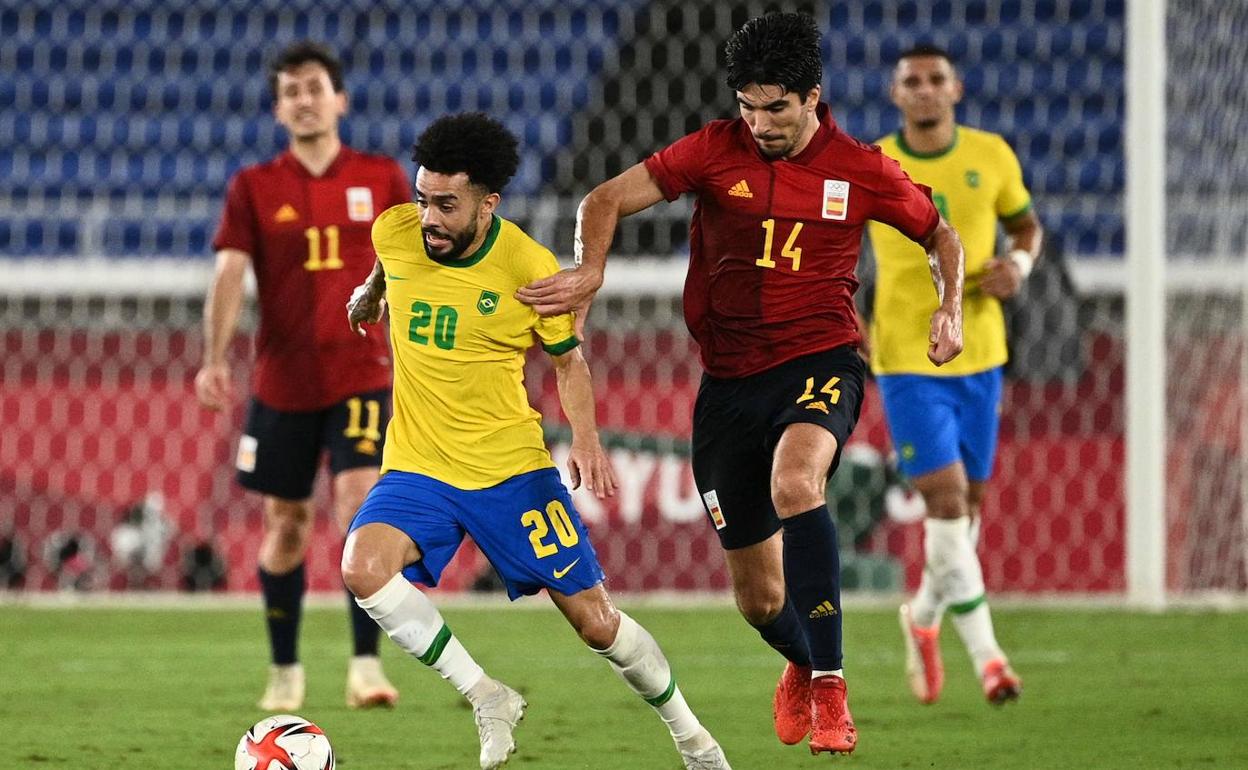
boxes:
[867,45,1043,707]
[340,113,730,770]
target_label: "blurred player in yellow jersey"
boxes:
[340,113,729,770]
[867,45,1043,706]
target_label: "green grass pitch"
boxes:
[2,602,1245,768]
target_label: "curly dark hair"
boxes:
[267,41,344,99]
[412,113,520,194]
[725,12,823,95]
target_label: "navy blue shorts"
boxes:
[349,468,606,601]
[876,367,1004,482]
[236,389,389,500]
[691,346,866,550]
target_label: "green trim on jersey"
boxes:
[541,335,581,356]
[895,127,960,160]
[430,215,501,268]
[1001,200,1034,221]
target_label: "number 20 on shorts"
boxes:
[521,500,579,558]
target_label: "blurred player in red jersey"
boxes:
[518,13,965,756]
[194,41,410,712]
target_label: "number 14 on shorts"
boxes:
[797,376,841,414]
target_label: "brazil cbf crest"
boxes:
[477,290,500,315]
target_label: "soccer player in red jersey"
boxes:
[518,14,965,755]
[194,41,411,712]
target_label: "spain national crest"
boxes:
[477,290,500,315]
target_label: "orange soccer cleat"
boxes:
[772,661,813,745]
[899,603,944,704]
[808,675,856,755]
[981,658,1022,705]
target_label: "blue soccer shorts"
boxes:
[349,467,605,600]
[876,367,1004,482]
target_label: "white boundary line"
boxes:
[3,590,1244,612]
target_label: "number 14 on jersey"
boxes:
[756,219,804,272]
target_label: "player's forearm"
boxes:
[362,259,386,298]
[1004,211,1044,260]
[925,219,965,311]
[201,254,247,365]
[553,351,602,445]
[573,189,618,281]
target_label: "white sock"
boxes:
[355,573,485,698]
[812,669,844,680]
[926,517,1004,672]
[911,566,945,628]
[592,612,703,744]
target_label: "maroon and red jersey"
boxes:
[644,104,939,378]
[213,146,410,411]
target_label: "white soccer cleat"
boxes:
[257,663,305,712]
[473,680,526,769]
[678,729,732,770]
[346,655,399,709]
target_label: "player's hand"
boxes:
[347,282,387,337]
[515,268,603,337]
[194,362,233,411]
[978,257,1024,299]
[927,305,963,366]
[567,438,617,499]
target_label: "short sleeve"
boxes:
[643,128,711,201]
[212,173,257,255]
[388,160,412,208]
[994,138,1032,220]
[529,248,580,354]
[868,154,941,244]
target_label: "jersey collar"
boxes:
[428,215,501,268]
[280,145,353,178]
[894,127,960,159]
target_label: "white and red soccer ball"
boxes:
[235,715,334,770]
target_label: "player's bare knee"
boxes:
[770,468,825,518]
[923,488,968,520]
[340,551,388,599]
[735,584,786,625]
[567,600,619,649]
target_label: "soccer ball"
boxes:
[235,714,335,770]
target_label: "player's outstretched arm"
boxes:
[979,209,1044,299]
[923,218,965,366]
[195,248,250,411]
[347,259,388,337]
[550,346,618,499]
[515,162,666,337]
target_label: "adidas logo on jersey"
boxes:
[809,600,839,619]
[728,180,753,198]
[274,203,300,223]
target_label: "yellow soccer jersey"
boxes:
[372,205,579,489]
[868,126,1032,375]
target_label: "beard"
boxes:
[422,219,479,262]
[914,117,941,130]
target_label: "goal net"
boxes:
[2,0,1245,599]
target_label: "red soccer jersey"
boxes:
[213,146,410,411]
[644,104,939,378]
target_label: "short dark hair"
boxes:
[412,112,520,195]
[268,41,345,99]
[725,12,823,95]
[898,43,956,67]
